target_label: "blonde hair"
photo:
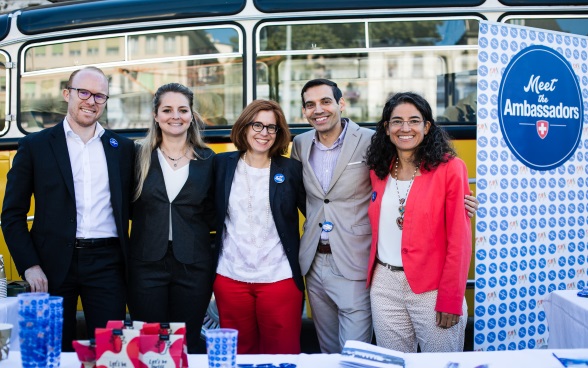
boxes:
[133,83,208,201]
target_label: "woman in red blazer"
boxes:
[365,92,472,352]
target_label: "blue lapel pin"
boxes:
[371,191,377,202]
[109,138,118,148]
[274,173,285,183]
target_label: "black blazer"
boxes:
[213,151,306,291]
[130,147,215,265]
[1,122,135,290]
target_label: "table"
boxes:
[1,349,587,367]
[543,289,588,349]
[0,297,19,352]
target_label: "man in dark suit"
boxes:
[1,66,134,351]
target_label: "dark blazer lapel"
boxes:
[149,149,168,201]
[269,156,285,212]
[224,151,240,213]
[101,130,123,222]
[48,122,75,200]
[303,132,324,194]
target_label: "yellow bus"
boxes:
[0,0,587,349]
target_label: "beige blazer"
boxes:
[291,119,374,281]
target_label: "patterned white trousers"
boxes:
[370,263,467,353]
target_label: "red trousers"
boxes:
[213,274,303,354]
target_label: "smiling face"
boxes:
[154,92,193,139]
[302,84,345,137]
[63,69,109,129]
[386,102,431,157]
[246,110,276,157]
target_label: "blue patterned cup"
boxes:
[205,328,238,368]
[47,296,63,368]
[17,292,49,368]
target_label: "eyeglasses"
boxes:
[68,87,109,104]
[248,122,279,134]
[388,119,424,127]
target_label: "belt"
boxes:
[74,237,119,249]
[376,258,404,271]
[317,241,332,254]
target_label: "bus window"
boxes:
[259,22,365,51]
[504,16,588,36]
[25,38,126,72]
[128,28,240,60]
[19,26,244,132]
[256,18,479,125]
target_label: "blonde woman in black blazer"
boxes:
[213,100,306,354]
[129,83,215,353]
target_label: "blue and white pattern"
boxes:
[475,20,588,351]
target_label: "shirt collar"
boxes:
[63,118,104,140]
[312,118,348,150]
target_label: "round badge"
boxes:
[322,221,334,232]
[499,45,583,170]
[274,173,285,183]
[371,191,377,202]
[109,138,119,147]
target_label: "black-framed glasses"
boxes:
[68,87,109,104]
[248,122,279,134]
[388,119,423,127]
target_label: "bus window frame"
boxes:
[17,24,246,134]
[256,16,482,53]
[0,49,10,137]
[254,15,482,126]
[20,24,244,74]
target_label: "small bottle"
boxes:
[0,254,6,298]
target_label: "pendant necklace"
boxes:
[242,152,271,248]
[394,158,420,230]
[161,148,187,167]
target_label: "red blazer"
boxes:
[367,157,472,315]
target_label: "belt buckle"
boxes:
[74,239,87,249]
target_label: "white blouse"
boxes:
[377,175,413,267]
[157,148,189,241]
[217,158,292,283]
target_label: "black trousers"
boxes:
[50,243,127,352]
[127,247,214,354]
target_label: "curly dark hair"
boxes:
[366,92,456,180]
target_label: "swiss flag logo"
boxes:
[536,120,549,139]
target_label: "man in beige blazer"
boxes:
[291,78,374,353]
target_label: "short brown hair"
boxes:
[230,99,291,157]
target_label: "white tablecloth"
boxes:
[0,297,19,352]
[1,349,587,367]
[543,289,588,349]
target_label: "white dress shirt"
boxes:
[64,119,117,239]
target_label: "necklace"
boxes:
[242,152,272,248]
[393,158,420,230]
[161,148,187,167]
